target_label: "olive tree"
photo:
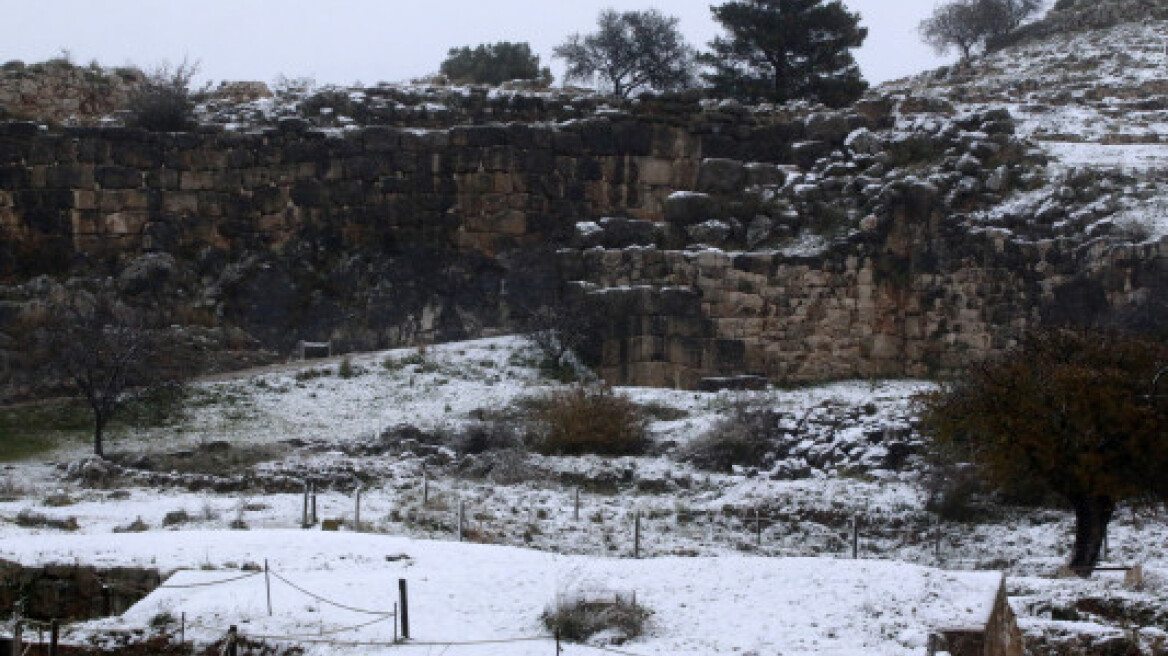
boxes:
[919,0,1044,60]
[554,9,698,98]
[917,329,1168,573]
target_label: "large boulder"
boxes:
[664,191,717,228]
[696,158,747,195]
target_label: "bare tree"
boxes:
[128,58,200,132]
[919,0,1044,61]
[38,290,187,457]
[919,0,987,60]
[554,9,697,98]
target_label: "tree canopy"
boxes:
[702,0,868,107]
[553,9,697,98]
[36,290,194,457]
[917,329,1168,572]
[439,41,551,86]
[919,0,1044,60]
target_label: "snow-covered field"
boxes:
[1,336,1167,654]
[0,531,1006,656]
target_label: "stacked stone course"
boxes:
[0,89,1164,390]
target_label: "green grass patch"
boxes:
[0,386,190,462]
[0,399,93,462]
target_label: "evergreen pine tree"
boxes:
[703,0,868,107]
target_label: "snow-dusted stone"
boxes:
[696,158,747,195]
[955,154,983,175]
[664,191,716,227]
[845,128,884,157]
[686,219,733,247]
[744,162,787,188]
[746,215,775,248]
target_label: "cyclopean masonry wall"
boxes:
[0,93,1165,390]
[0,97,866,361]
[568,179,1168,387]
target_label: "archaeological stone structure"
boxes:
[0,69,1165,395]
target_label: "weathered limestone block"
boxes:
[696,158,746,195]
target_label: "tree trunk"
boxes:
[93,414,105,458]
[1068,494,1114,575]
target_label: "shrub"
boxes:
[440,42,552,86]
[15,509,78,531]
[0,476,25,501]
[528,385,647,456]
[162,509,191,526]
[42,492,75,507]
[113,517,150,533]
[451,416,524,455]
[682,399,780,472]
[542,593,650,644]
[128,59,198,132]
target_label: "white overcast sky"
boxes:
[4,1,972,88]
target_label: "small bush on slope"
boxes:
[542,593,650,644]
[683,398,779,472]
[528,385,647,456]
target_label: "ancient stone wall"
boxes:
[569,185,1168,387]
[0,115,708,265]
[0,60,145,126]
[1,91,1161,390]
[1,104,817,367]
[0,560,160,620]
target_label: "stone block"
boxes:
[637,157,675,186]
[96,166,142,189]
[161,191,199,215]
[696,158,746,195]
[663,192,715,228]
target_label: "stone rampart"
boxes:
[0,93,1163,390]
[0,60,145,126]
[569,187,1168,386]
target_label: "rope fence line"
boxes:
[160,570,262,589]
[245,612,395,641]
[569,643,650,656]
[267,569,396,616]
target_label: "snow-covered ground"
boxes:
[1,336,1166,654]
[0,531,1006,656]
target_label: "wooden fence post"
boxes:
[302,481,309,527]
[755,508,762,547]
[102,584,112,616]
[10,619,20,656]
[225,625,238,656]
[574,488,580,521]
[49,619,58,656]
[422,469,429,507]
[354,486,362,531]
[634,511,642,559]
[398,579,410,640]
[852,514,860,559]
[265,559,272,616]
[310,482,317,526]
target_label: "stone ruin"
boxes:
[0,52,1165,397]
